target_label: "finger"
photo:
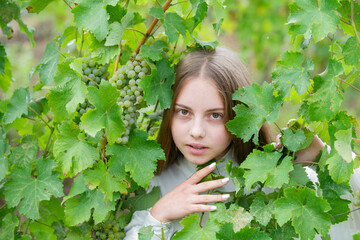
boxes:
[190,204,217,213]
[194,177,230,193]
[193,194,230,204]
[187,162,216,184]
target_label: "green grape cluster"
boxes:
[109,53,150,145]
[76,98,94,118]
[94,219,125,240]
[81,56,109,86]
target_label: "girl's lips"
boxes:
[187,144,208,155]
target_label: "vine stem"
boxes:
[294,161,319,165]
[82,75,100,87]
[27,105,53,131]
[339,78,360,93]
[146,99,159,132]
[63,0,72,9]
[101,132,107,163]
[43,127,55,158]
[126,28,146,36]
[134,0,173,54]
[351,0,360,43]
[333,207,360,218]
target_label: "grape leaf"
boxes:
[268,221,297,240]
[72,0,110,41]
[53,121,98,176]
[216,223,271,240]
[172,214,218,240]
[326,150,353,183]
[140,40,169,61]
[4,88,30,124]
[149,6,164,19]
[250,197,274,226]
[272,51,313,98]
[105,11,139,46]
[354,233,360,240]
[81,80,124,145]
[343,36,360,65]
[288,0,340,42]
[281,128,313,152]
[274,187,332,240]
[240,150,293,192]
[140,59,175,109]
[107,128,165,187]
[192,0,208,30]
[83,161,128,202]
[0,44,11,92]
[27,0,55,13]
[0,213,19,240]
[301,59,343,121]
[334,128,353,163]
[4,158,63,220]
[9,138,38,168]
[225,161,245,194]
[138,226,154,240]
[64,188,119,226]
[163,12,187,43]
[0,128,8,181]
[123,187,161,211]
[36,41,61,85]
[226,82,281,144]
[211,203,253,232]
[47,59,87,121]
[62,174,88,203]
[87,33,120,65]
[287,164,310,187]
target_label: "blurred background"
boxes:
[1,0,359,129]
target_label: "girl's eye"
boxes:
[178,109,189,116]
[210,113,222,119]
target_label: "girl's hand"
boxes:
[150,162,230,223]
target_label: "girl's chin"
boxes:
[184,155,213,165]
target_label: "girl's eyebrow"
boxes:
[174,103,224,112]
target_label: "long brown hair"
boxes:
[157,47,273,173]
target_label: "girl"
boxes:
[124,47,359,239]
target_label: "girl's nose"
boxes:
[189,118,205,138]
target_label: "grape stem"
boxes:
[63,0,72,9]
[101,132,107,163]
[82,75,100,87]
[339,78,360,93]
[147,99,159,132]
[27,105,53,131]
[333,206,360,218]
[134,0,173,54]
[126,28,146,36]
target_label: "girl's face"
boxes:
[171,77,233,165]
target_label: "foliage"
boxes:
[0,0,360,239]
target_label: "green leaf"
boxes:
[0,128,8,181]
[62,174,88,203]
[281,128,310,152]
[140,40,169,61]
[123,187,161,211]
[268,221,297,240]
[27,0,56,13]
[87,33,120,65]
[105,11,139,46]
[226,82,281,144]
[83,161,128,201]
[163,12,187,43]
[274,187,332,240]
[36,41,61,85]
[64,189,119,226]
[353,233,360,240]
[216,223,271,240]
[53,121,98,176]
[211,203,253,232]
[287,164,310,187]
[326,150,353,183]
[0,44,12,92]
[149,6,164,19]
[107,129,165,187]
[272,51,313,98]
[4,88,30,124]
[140,59,175,109]
[288,0,340,42]
[9,138,38,168]
[250,197,274,226]
[193,37,218,50]
[192,0,208,29]
[172,214,218,240]
[4,158,63,220]
[0,213,19,240]
[343,36,360,65]
[226,161,245,195]
[47,59,87,122]
[72,0,109,41]
[241,150,293,192]
[138,226,154,240]
[81,80,124,144]
[334,128,353,163]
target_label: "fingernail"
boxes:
[208,162,216,169]
[210,206,217,211]
[222,194,230,199]
[275,142,280,148]
[222,177,229,183]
